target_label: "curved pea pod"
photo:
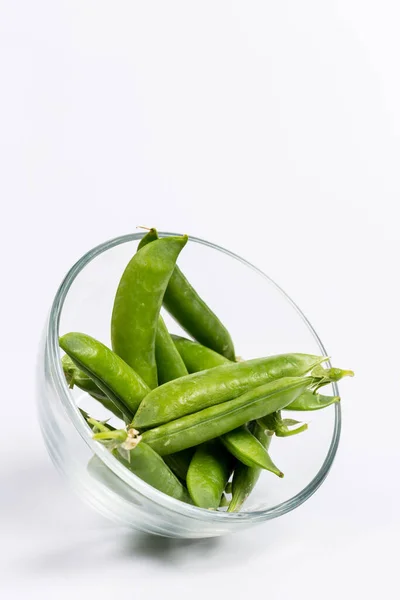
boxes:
[92,426,191,503]
[164,267,235,361]
[259,410,308,436]
[133,354,326,428]
[172,335,231,372]
[113,443,192,504]
[62,355,124,420]
[111,235,188,389]
[155,317,188,384]
[187,441,231,509]
[139,230,189,385]
[221,426,283,476]
[59,332,150,422]
[285,390,340,411]
[228,422,273,512]
[163,448,194,481]
[141,376,313,455]
[137,227,159,249]
[137,228,235,360]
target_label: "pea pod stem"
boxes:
[259,411,308,437]
[276,422,308,437]
[93,429,128,444]
[87,417,113,433]
[310,366,354,392]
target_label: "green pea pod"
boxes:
[155,317,188,384]
[167,335,232,483]
[133,354,326,429]
[141,376,312,455]
[172,334,231,372]
[219,493,229,508]
[139,230,189,385]
[228,422,273,512]
[137,227,159,250]
[164,268,235,361]
[221,426,283,476]
[130,233,192,478]
[187,441,231,509]
[59,332,150,422]
[111,235,188,388]
[285,390,340,411]
[113,443,192,504]
[62,355,124,420]
[259,410,308,436]
[137,228,235,360]
[163,448,195,481]
[62,354,104,397]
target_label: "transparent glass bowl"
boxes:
[37,232,340,538]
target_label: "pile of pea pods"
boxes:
[60,230,353,511]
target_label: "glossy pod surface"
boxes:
[164,267,235,360]
[172,335,231,372]
[138,230,189,386]
[221,426,283,476]
[62,355,124,420]
[139,229,235,360]
[59,332,150,422]
[228,422,273,512]
[163,448,194,481]
[187,441,231,509]
[155,317,188,384]
[141,377,312,455]
[133,354,325,428]
[111,235,188,388]
[258,411,308,436]
[113,443,192,504]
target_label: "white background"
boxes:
[1,1,399,597]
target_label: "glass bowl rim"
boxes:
[47,231,341,525]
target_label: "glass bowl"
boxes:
[37,232,340,538]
